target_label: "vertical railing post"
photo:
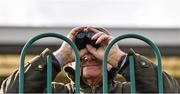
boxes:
[129,56,136,93]
[103,34,163,94]
[47,55,52,93]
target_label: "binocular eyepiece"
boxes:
[75,31,100,50]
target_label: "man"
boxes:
[1,27,180,93]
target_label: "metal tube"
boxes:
[129,56,136,93]
[47,55,52,93]
[19,33,80,93]
[103,34,163,93]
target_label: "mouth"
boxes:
[81,63,102,67]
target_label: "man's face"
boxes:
[80,48,103,79]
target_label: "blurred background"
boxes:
[0,0,180,86]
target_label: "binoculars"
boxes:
[75,31,100,50]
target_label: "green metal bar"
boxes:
[47,55,52,93]
[19,33,80,93]
[103,34,163,93]
[102,55,108,93]
[129,56,136,93]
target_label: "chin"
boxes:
[82,66,102,78]
[83,73,102,79]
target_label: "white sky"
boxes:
[0,0,179,27]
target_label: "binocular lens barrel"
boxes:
[75,31,100,50]
[86,31,95,38]
[76,32,86,39]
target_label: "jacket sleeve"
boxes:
[1,48,69,93]
[118,49,180,93]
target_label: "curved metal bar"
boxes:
[19,33,80,93]
[103,34,163,93]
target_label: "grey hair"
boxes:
[92,27,110,35]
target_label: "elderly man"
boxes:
[1,27,180,93]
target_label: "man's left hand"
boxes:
[86,27,125,68]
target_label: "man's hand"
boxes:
[86,27,125,68]
[57,27,86,65]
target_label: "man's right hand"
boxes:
[57,27,86,65]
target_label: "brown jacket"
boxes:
[1,48,180,93]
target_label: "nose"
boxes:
[81,57,88,62]
[81,54,95,62]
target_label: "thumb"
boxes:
[86,44,98,57]
[79,49,88,57]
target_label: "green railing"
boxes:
[103,34,163,93]
[19,33,80,93]
[19,33,163,93]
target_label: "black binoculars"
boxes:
[74,31,100,50]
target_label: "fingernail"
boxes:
[91,36,95,40]
[96,41,99,44]
[86,44,91,48]
[84,27,88,31]
[86,44,90,47]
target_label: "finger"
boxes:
[91,32,104,40]
[96,34,109,44]
[86,44,98,58]
[69,27,86,35]
[87,27,108,40]
[79,48,88,57]
[68,27,86,40]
